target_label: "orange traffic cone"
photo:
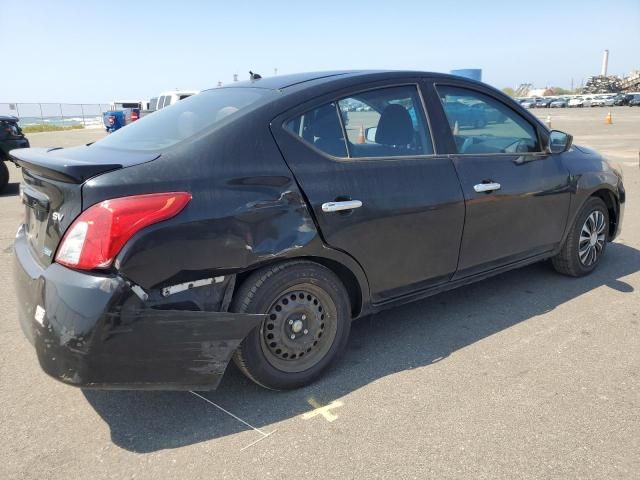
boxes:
[605,112,613,125]
[357,125,365,144]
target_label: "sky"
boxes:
[1,0,639,103]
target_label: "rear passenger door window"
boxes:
[285,85,433,158]
[437,86,540,155]
[285,102,348,157]
[339,86,432,157]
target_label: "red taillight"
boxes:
[107,116,115,125]
[55,192,191,270]
[131,111,139,121]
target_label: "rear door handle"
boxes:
[322,200,363,213]
[473,182,501,193]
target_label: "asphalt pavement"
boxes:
[0,108,638,479]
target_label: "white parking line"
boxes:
[189,391,277,450]
[239,430,277,451]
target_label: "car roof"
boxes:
[200,70,548,131]
[217,70,485,93]
[0,115,19,122]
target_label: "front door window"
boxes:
[437,86,540,155]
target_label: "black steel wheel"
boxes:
[232,260,351,390]
[552,197,609,277]
[261,285,338,373]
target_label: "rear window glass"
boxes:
[95,88,274,151]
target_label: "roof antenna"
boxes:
[249,71,262,81]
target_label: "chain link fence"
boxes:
[0,103,111,129]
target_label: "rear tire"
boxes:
[552,197,609,277]
[0,161,9,193]
[232,260,351,390]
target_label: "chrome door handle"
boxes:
[322,200,363,213]
[474,182,501,193]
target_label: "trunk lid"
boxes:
[11,146,159,266]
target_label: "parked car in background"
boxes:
[550,97,568,108]
[602,95,616,106]
[103,109,138,133]
[104,91,200,132]
[0,115,29,191]
[590,96,606,107]
[148,90,199,113]
[569,96,587,107]
[111,100,148,113]
[440,99,489,128]
[614,94,632,106]
[568,97,582,107]
[535,97,553,108]
[12,71,625,392]
[627,94,640,107]
[472,102,507,123]
[520,98,537,108]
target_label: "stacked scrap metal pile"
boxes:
[515,83,533,97]
[621,72,640,92]
[582,75,623,94]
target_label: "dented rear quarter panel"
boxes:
[81,107,371,311]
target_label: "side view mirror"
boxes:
[547,130,573,154]
[365,127,377,143]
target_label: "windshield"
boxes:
[96,88,275,151]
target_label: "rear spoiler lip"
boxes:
[9,146,159,184]
[10,147,121,183]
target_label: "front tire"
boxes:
[232,260,351,390]
[552,197,609,277]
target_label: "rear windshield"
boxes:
[96,88,274,151]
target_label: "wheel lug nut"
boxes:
[303,329,308,335]
[288,319,294,325]
[290,334,296,340]
[302,314,307,320]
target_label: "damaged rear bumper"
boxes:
[13,226,263,390]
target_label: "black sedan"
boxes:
[12,71,625,391]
